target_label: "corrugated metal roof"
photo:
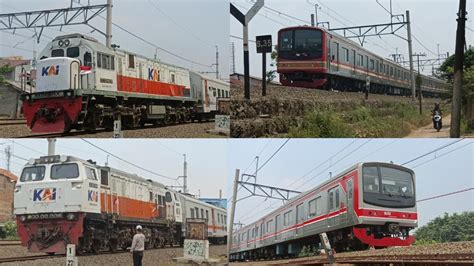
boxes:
[0,168,18,182]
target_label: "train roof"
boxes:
[180,192,227,212]
[189,71,230,86]
[235,161,414,233]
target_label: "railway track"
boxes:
[0,119,26,126]
[0,254,62,264]
[0,241,21,246]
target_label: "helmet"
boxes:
[136,225,142,230]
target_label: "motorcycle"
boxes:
[432,111,442,132]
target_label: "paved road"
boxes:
[406,115,451,138]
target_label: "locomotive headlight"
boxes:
[66,213,76,221]
[20,215,27,222]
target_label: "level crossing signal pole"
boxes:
[230,0,264,100]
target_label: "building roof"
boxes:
[0,58,31,68]
[0,168,18,182]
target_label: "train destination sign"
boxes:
[256,35,272,54]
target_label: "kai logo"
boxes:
[33,188,56,202]
[41,65,60,76]
[148,68,160,81]
[88,190,99,202]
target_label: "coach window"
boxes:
[84,52,92,67]
[335,188,340,208]
[369,59,375,71]
[171,73,176,84]
[67,47,80,58]
[390,67,394,76]
[190,208,195,218]
[165,191,172,202]
[128,54,135,68]
[255,225,259,236]
[267,220,272,233]
[20,166,45,182]
[206,210,209,221]
[201,209,204,220]
[51,163,79,179]
[341,47,349,62]
[195,207,199,218]
[51,49,64,57]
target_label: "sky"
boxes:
[227,139,474,228]
[0,0,230,79]
[230,0,474,78]
[0,138,229,199]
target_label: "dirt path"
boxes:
[406,115,451,138]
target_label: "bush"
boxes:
[415,212,474,243]
[289,110,354,138]
[1,221,18,240]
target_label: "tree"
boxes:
[266,49,278,83]
[414,212,474,244]
[0,64,14,84]
[437,48,474,82]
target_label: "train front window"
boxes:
[279,29,322,60]
[363,165,415,208]
[20,166,46,182]
[66,47,80,58]
[51,163,79,179]
[51,49,64,57]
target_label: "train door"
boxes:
[327,187,338,228]
[165,191,175,221]
[346,179,353,224]
[351,50,356,75]
[211,209,216,233]
[100,169,109,213]
[295,203,304,235]
[331,42,339,72]
[274,215,280,242]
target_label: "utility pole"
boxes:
[183,154,188,194]
[105,0,113,48]
[47,138,56,156]
[4,146,11,172]
[406,11,416,101]
[227,169,240,264]
[451,0,467,138]
[215,46,219,79]
[231,42,236,74]
[413,53,427,115]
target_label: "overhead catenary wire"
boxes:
[411,141,473,169]
[417,188,474,203]
[81,139,176,181]
[401,139,465,166]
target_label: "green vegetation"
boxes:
[0,64,13,84]
[288,102,435,138]
[414,212,474,245]
[298,245,320,258]
[0,221,18,240]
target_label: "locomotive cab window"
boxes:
[51,49,64,57]
[128,54,135,69]
[100,169,109,186]
[20,166,46,182]
[51,163,79,180]
[165,191,172,202]
[66,47,80,58]
[85,167,97,181]
[278,29,322,60]
[84,52,92,67]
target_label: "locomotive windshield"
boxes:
[363,165,415,208]
[51,163,79,180]
[278,29,323,60]
[20,166,46,182]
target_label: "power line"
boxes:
[417,188,474,203]
[402,139,465,166]
[411,141,473,169]
[9,140,46,156]
[81,139,176,181]
[256,138,290,173]
[155,141,183,157]
[148,0,215,48]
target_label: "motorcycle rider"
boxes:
[431,103,443,130]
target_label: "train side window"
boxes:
[341,47,349,62]
[201,209,204,220]
[390,67,394,76]
[195,207,199,218]
[365,55,368,68]
[97,53,102,68]
[111,56,115,70]
[51,49,64,57]
[369,59,375,71]
[351,50,356,66]
[190,208,195,218]
[128,54,135,68]
[348,180,353,199]
[335,188,340,208]
[283,210,292,226]
[206,210,209,221]
[100,169,109,186]
[84,52,92,67]
[85,167,97,181]
[171,73,176,83]
[149,191,153,202]
[255,226,259,236]
[329,190,334,210]
[267,220,272,233]
[67,47,80,58]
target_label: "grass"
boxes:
[288,102,434,138]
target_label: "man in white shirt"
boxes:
[130,225,145,266]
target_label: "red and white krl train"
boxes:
[21,34,229,133]
[14,155,227,254]
[230,162,417,261]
